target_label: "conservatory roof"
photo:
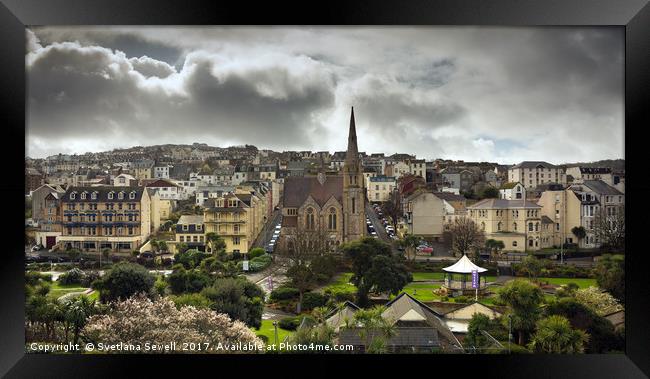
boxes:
[442,254,488,274]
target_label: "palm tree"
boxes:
[352,305,396,353]
[63,295,97,344]
[571,226,587,251]
[400,234,420,262]
[205,232,226,255]
[528,315,589,353]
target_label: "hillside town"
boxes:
[25,109,625,354]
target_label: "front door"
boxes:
[45,236,56,248]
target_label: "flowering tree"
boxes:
[83,295,263,353]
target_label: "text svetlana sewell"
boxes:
[28,342,355,353]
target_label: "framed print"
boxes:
[1,0,649,377]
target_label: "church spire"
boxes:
[346,107,359,162]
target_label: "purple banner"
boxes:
[471,270,478,289]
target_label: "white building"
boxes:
[367,176,396,202]
[499,182,526,200]
[154,165,172,179]
[508,161,566,189]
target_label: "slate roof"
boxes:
[583,180,623,196]
[499,182,521,189]
[178,215,204,225]
[511,161,557,169]
[282,175,343,208]
[338,327,440,349]
[578,167,612,174]
[432,192,466,202]
[467,198,540,209]
[541,215,554,224]
[62,186,144,202]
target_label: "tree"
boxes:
[465,313,491,349]
[480,186,499,199]
[545,297,622,353]
[201,278,264,328]
[287,307,336,351]
[449,217,485,257]
[341,237,402,306]
[158,240,168,253]
[62,295,98,345]
[571,226,586,249]
[399,234,420,262]
[150,238,160,253]
[278,227,333,266]
[93,262,155,302]
[205,232,226,255]
[101,248,111,268]
[498,279,544,345]
[67,248,81,266]
[167,264,212,294]
[83,295,263,353]
[528,315,589,353]
[381,192,402,230]
[174,249,210,269]
[485,239,505,259]
[351,305,396,353]
[286,263,317,314]
[593,254,625,303]
[364,255,412,296]
[593,207,625,251]
[518,255,543,282]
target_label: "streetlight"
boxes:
[273,320,279,348]
[508,314,513,354]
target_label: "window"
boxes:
[528,222,533,231]
[481,222,485,231]
[513,241,518,247]
[535,223,539,231]
[81,192,87,200]
[233,237,240,245]
[513,222,517,231]
[497,222,502,231]
[287,208,297,216]
[193,236,198,242]
[352,198,356,214]
[91,192,97,200]
[328,208,337,230]
[528,239,534,247]
[70,192,76,200]
[234,224,240,233]
[180,236,185,242]
[306,208,315,230]
[183,224,189,231]
[128,226,133,235]
[118,192,124,199]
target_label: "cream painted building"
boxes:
[467,198,544,252]
[405,191,446,240]
[367,176,396,202]
[203,188,267,254]
[508,161,566,190]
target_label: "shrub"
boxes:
[248,248,266,259]
[454,295,470,303]
[270,287,300,302]
[325,289,355,303]
[171,293,214,309]
[302,292,327,311]
[257,334,269,344]
[93,262,155,302]
[81,271,101,287]
[25,271,52,286]
[168,265,212,294]
[59,268,86,285]
[278,316,301,331]
[242,254,272,272]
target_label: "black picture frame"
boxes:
[1,0,648,377]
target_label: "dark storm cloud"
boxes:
[26,33,336,156]
[26,27,623,163]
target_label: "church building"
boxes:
[280,107,366,249]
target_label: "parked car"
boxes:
[31,245,43,252]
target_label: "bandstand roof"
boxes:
[442,255,487,274]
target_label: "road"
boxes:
[365,203,391,243]
[251,209,282,249]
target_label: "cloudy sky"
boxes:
[26,26,624,164]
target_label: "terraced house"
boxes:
[57,186,152,252]
[467,198,547,252]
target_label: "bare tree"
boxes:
[449,217,485,257]
[593,207,625,251]
[277,227,336,267]
[381,190,402,230]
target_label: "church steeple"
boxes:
[345,107,359,163]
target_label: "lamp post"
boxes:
[273,320,279,348]
[508,314,513,354]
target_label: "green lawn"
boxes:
[411,272,444,281]
[254,319,294,346]
[47,281,89,300]
[401,282,442,302]
[536,277,597,289]
[323,273,357,294]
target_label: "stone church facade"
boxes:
[280,108,366,249]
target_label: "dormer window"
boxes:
[129,191,136,199]
[91,192,97,200]
[118,192,124,200]
[70,192,76,200]
[108,191,114,200]
[81,192,87,200]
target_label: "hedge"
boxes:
[270,287,300,302]
[302,292,327,310]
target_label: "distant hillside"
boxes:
[560,159,625,172]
